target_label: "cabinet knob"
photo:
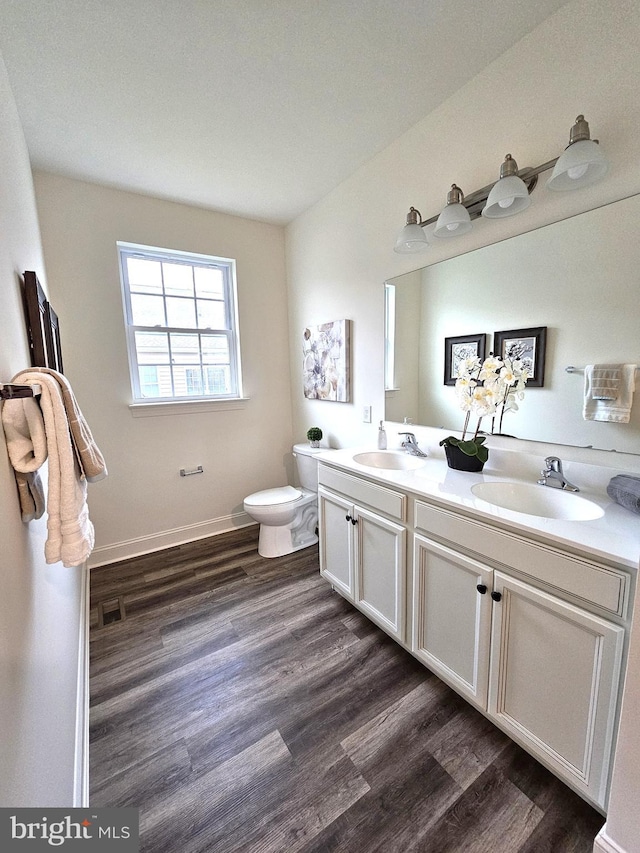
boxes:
[491,591,502,602]
[350,516,358,525]
[345,514,352,523]
[476,584,487,595]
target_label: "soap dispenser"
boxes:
[377,420,387,450]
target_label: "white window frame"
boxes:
[117,242,244,406]
[384,282,397,391]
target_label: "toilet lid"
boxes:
[244,485,302,507]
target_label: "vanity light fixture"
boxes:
[482,154,531,219]
[546,115,609,191]
[433,184,473,238]
[394,206,429,253]
[393,114,610,252]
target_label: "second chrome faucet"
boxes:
[537,456,579,492]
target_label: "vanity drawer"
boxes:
[414,500,629,617]
[319,464,406,521]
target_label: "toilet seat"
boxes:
[244,485,302,507]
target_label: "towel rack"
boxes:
[565,365,639,374]
[0,383,42,400]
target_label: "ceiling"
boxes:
[0,0,572,225]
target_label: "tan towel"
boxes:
[583,363,637,422]
[12,367,107,482]
[15,471,45,522]
[6,372,95,566]
[590,364,620,400]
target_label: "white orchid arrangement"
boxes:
[440,354,529,462]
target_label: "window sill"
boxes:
[129,397,250,417]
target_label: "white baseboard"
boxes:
[593,825,628,853]
[73,562,90,807]
[88,511,255,567]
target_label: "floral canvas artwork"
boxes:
[303,319,351,401]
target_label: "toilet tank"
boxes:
[292,443,324,492]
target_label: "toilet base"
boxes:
[257,504,318,558]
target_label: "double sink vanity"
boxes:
[316,433,640,812]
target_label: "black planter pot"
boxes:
[444,444,486,472]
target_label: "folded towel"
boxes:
[607,474,640,515]
[1,396,47,471]
[590,365,620,400]
[583,364,637,422]
[12,367,108,482]
[5,372,96,566]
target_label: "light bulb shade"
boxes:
[434,202,472,238]
[482,174,531,219]
[394,222,428,253]
[546,139,609,191]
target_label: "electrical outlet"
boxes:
[363,406,372,423]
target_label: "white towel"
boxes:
[1,396,47,471]
[3,372,95,566]
[583,363,637,422]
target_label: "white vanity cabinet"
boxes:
[488,571,624,809]
[413,499,629,809]
[316,456,633,810]
[318,464,407,642]
[412,533,493,708]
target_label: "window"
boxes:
[118,243,243,403]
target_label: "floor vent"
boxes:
[97,596,126,627]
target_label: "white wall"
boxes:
[284,0,640,849]
[0,53,86,806]
[33,174,293,564]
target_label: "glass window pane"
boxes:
[135,331,170,364]
[131,293,165,326]
[169,333,200,364]
[163,262,194,297]
[194,266,224,299]
[127,258,162,293]
[197,299,227,329]
[185,367,204,395]
[201,335,230,364]
[205,365,231,394]
[138,365,160,398]
[166,296,196,328]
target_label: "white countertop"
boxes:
[316,446,640,571]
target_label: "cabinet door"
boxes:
[318,486,354,600]
[488,571,624,809]
[354,505,406,642]
[411,534,493,708]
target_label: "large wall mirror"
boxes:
[385,193,640,455]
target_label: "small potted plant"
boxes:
[440,354,528,472]
[306,426,323,448]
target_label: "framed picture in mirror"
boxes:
[444,333,486,386]
[493,326,546,387]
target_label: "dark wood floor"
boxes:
[89,526,605,852]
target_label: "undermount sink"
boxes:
[471,481,604,521]
[352,450,427,470]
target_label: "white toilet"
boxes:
[243,443,325,558]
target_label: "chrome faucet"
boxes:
[537,456,579,492]
[398,432,427,457]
